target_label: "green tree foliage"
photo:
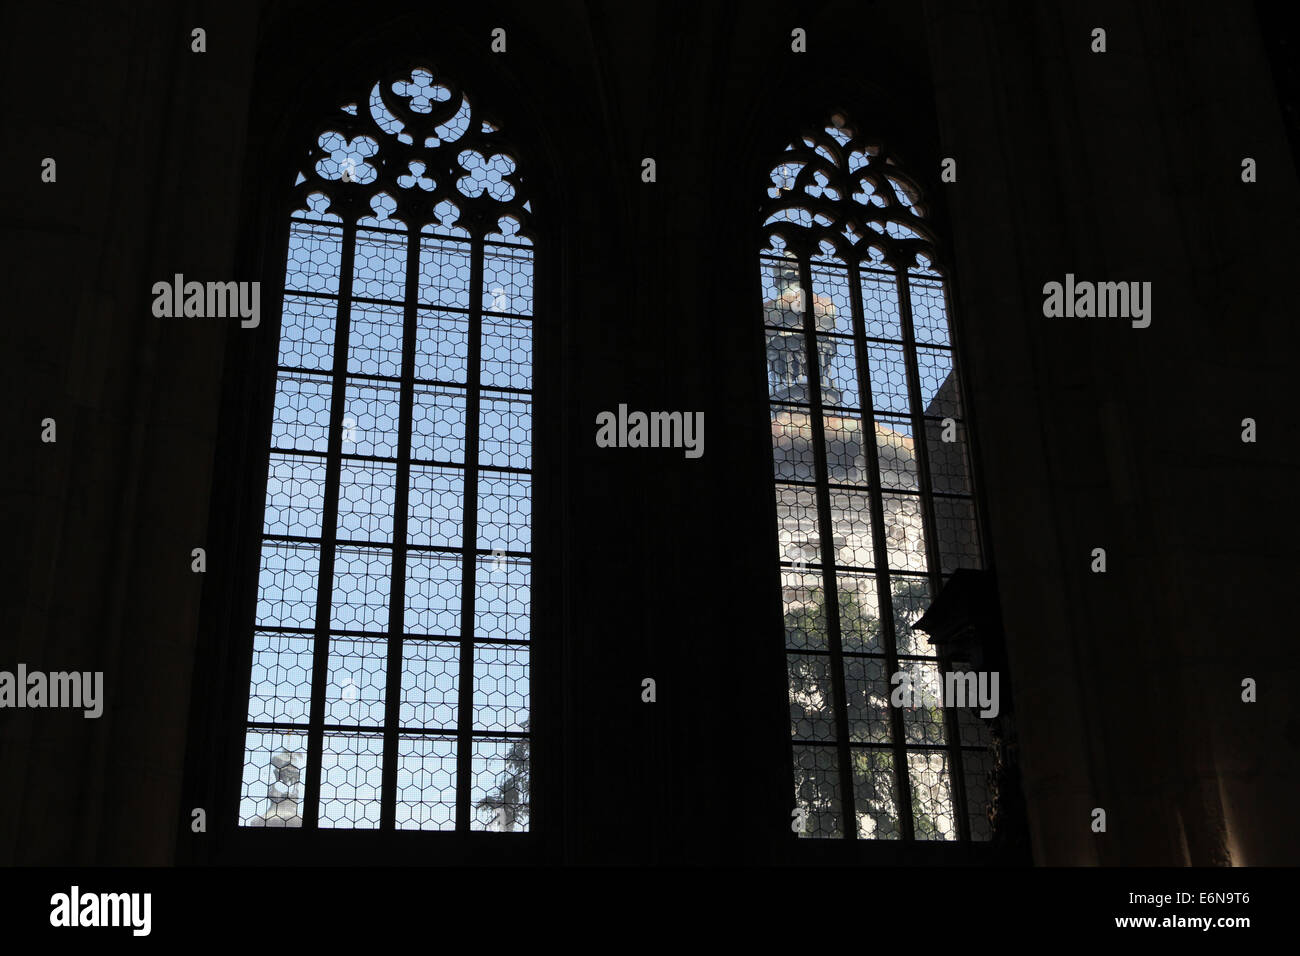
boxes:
[476,721,530,831]
[785,577,949,839]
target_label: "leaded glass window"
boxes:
[760,113,989,842]
[238,65,534,833]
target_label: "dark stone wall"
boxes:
[1,0,1294,866]
[926,0,1300,866]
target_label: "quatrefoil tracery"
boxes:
[761,117,941,273]
[289,66,533,240]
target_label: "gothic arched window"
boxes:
[760,113,988,842]
[238,65,534,833]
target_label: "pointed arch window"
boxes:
[238,65,534,833]
[759,113,989,842]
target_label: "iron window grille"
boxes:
[759,112,990,842]
[237,64,535,833]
